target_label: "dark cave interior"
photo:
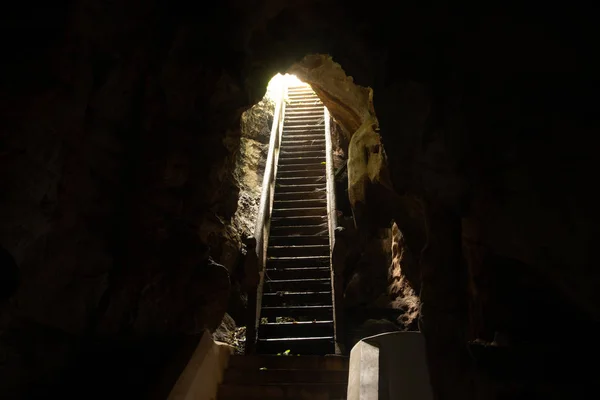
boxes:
[0,1,598,399]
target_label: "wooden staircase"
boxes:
[257,83,336,356]
[217,355,348,400]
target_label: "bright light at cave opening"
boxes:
[265,73,305,102]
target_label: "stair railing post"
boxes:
[247,82,286,353]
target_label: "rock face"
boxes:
[232,98,273,241]
[0,1,597,399]
[346,117,395,230]
[228,97,273,324]
[289,55,374,140]
[389,222,419,329]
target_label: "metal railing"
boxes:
[246,85,286,353]
[324,106,342,353]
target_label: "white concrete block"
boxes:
[347,332,433,400]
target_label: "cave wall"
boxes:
[1,1,597,399]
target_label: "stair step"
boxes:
[288,95,319,99]
[217,383,346,399]
[281,142,325,151]
[283,126,323,133]
[277,156,324,164]
[262,289,332,305]
[275,183,326,194]
[269,224,328,236]
[271,215,328,227]
[282,134,324,142]
[268,244,330,258]
[287,103,322,109]
[283,112,324,118]
[271,214,329,225]
[286,105,323,111]
[284,114,323,120]
[271,205,326,217]
[263,279,332,293]
[282,134,324,140]
[277,168,325,178]
[286,112,322,116]
[284,107,321,114]
[285,107,322,112]
[259,319,334,337]
[287,89,316,94]
[267,255,330,268]
[261,304,333,317]
[256,337,335,356]
[278,150,325,158]
[272,199,326,209]
[287,88,315,93]
[264,267,331,281]
[281,137,324,145]
[283,119,323,126]
[283,125,325,132]
[285,105,321,110]
[281,141,325,150]
[287,97,320,102]
[269,235,329,246]
[283,133,324,139]
[274,192,326,202]
[282,132,324,139]
[284,120,324,128]
[277,165,325,175]
[278,156,325,166]
[281,143,324,151]
[276,181,325,190]
[283,120,323,127]
[288,91,319,95]
[281,136,325,143]
[285,113,323,119]
[288,95,317,99]
[278,160,324,168]
[286,102,322,107]
[227,355,349,371]
[285,105,321,109]
[286,104,322,108]
[276,176,326,186]
[265,266,331,282]
[272,206,327,218]
[280,149,325,158]
[223,367,347,385]
[288,103,321,108]
[280,150,325,157]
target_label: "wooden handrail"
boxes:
[247,84,286,352]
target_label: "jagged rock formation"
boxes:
[232,97,273,241]
[389,222,419,329]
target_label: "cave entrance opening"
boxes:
[243,73,340,356]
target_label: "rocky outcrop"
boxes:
[347,117,395,230]
[289,55,374,140]
[231,98,273,241]
[389,222,419,329]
